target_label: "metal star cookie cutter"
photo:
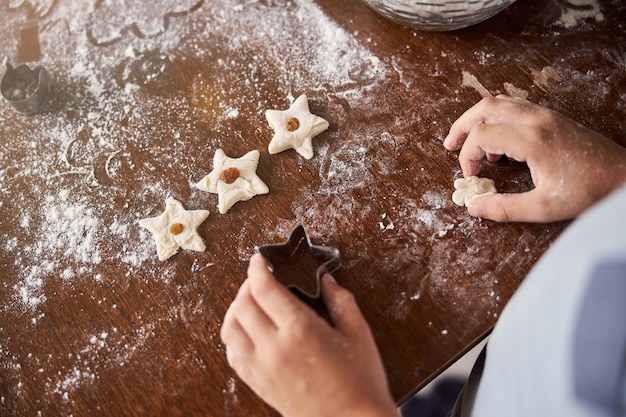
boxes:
[1,63,52,114]
[255,224,341,322]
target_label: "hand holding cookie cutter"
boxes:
[255,224,341,323]
[1,63,52,114]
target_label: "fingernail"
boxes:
[467,202,484,218]
[323,273,336,284]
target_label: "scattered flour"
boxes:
[461,71,492,98]
[2,0,385,312]
[0,0,604,413]
[530,66,563,90]
[0,0,389,410]
[503,82,529,100]
[556,0,604,28]
[15,191,101,307]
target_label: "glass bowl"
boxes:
[361,0,517,31]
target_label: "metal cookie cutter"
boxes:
[1,63,52,114]
[255,224,341,322]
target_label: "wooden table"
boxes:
[1,0,624,415]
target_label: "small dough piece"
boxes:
[138,197,210,261]
[196,149,269,214]
[265,94,329,159]
[452,176,497,207]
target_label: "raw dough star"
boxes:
[452,176,497,207]
[265,94,329,159]
[138,197,210,261]
[196,149,269,214]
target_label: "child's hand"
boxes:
[220,254,400,417]
[444,95,626,223]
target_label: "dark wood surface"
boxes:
[1,0,624,415]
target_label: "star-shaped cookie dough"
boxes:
[138,197,210,261]
[196,149,269,214]
[265,94,329,159]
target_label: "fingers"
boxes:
[221,278,276,354]
[486,153,503,162]
[457,122,532,177]
[320,274,368,336]
[444,95,541,151]
[234,279,278,335]
[467,191,563,223]
[221,311,255,355]
[220,256,285,364]
[220,288,257,375]
[443,95,504,151]
[221,254,329,353]
[246,254,314,326]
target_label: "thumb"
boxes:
[320,274,367,335]
[467,191,556,223]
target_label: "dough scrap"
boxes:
[265,94,329,159]
[196,149,269,214]
[452,176,497,207]
[138,197,210,261]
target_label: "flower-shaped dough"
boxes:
[265,94,329,159]
[138,197,210,261]
[196,149,269,214]
[452,176,497,207]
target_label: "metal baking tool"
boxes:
[1,63,52,114]
[255,224,341,322]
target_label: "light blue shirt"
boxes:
[472,186,626,417]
